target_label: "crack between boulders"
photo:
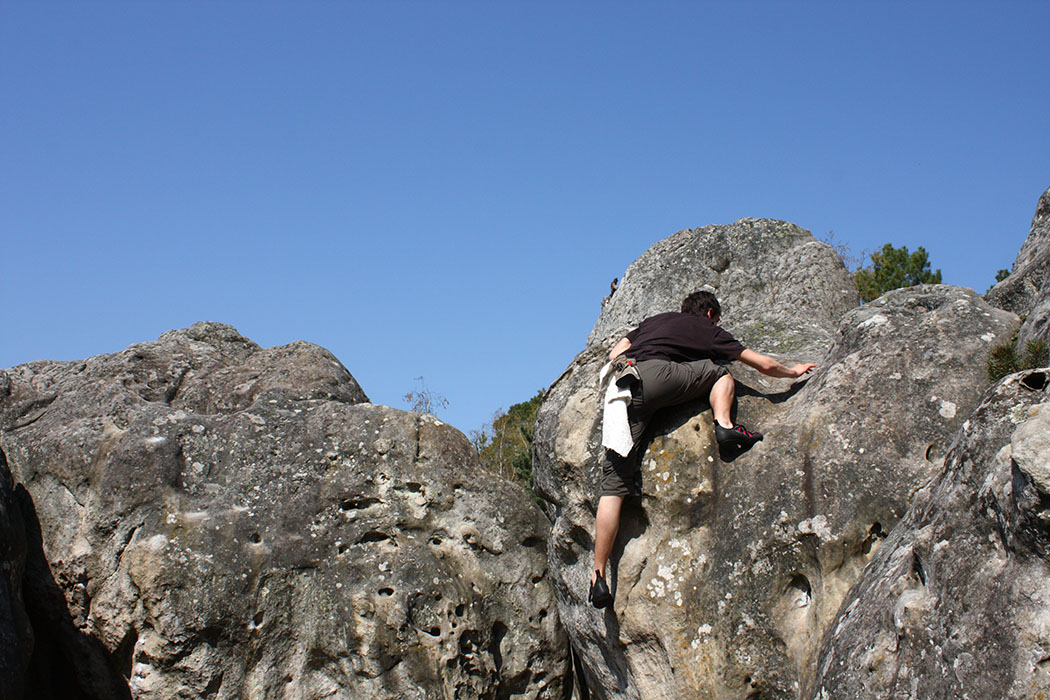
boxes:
[414,415,422,463]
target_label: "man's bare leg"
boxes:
[592,494,624,583]
[709,373,735,429]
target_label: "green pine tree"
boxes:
[854,243,943,303]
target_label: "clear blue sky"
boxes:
[2,1,1048,435]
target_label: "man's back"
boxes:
[625,312,744,364]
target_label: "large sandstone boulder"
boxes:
[534,220,1019,699]
[0,323,569,700]
[588,219,858,353]
[809,367,1050,699]
[987,186,1050,346]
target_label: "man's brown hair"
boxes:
[681,290,721,318]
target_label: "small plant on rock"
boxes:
[987,331,1050,382]
[403,376,449,416]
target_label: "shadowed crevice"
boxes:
[17,486,132,700]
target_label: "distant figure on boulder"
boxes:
[589,290,816,608]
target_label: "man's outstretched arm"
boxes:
[609,337,631,361]
[736,349,816,378]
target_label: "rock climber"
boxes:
[589,290,816,608]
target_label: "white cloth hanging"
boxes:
[599,361,634,457]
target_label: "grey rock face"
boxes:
[987,186,1050,346]
[534,220,1018,699]
[0,322,568,700]
[809,368,1050,699]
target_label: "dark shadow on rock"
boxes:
[735,377,810,404]
[569,643,590,700]
[596,609,631,694]
[603,499,649,694]
[16,486,132,700]
[717,440,753,464]
[719,378,811,462]
[609,495,648,603]
[687,483,718,531]
[1,447,32,700]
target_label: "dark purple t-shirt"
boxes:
[624,312,745,364]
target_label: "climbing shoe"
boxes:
[715,423,764,448]
[612,356,640,388]
[589,571,613,609]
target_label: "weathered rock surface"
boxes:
[987,186,1050,346]
[809,368,1050,699]
[0,322,568,700]
[534,220,1019,699]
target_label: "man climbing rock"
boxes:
[589,290,816,608]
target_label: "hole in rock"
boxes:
[203,674,223,695]
[911,552,927,586]
[250,532,261,544]
[455,604,466,617]
[490,621,508,671]
[337,544,348,554]
[378,587,394,597]
[253,611,264,627]
[340,496,381,511]
[924,444,936,461]
[459,631,479,654]
[785,574,812,607]
[521,536,542,548]
[427,627,441,637]
[358,531,390,544]
[1022,372,1048,391]
[199,626,222,648]
[405,482,423,492]
[862,522,886,554]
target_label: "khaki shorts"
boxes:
[600,358,728,497]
